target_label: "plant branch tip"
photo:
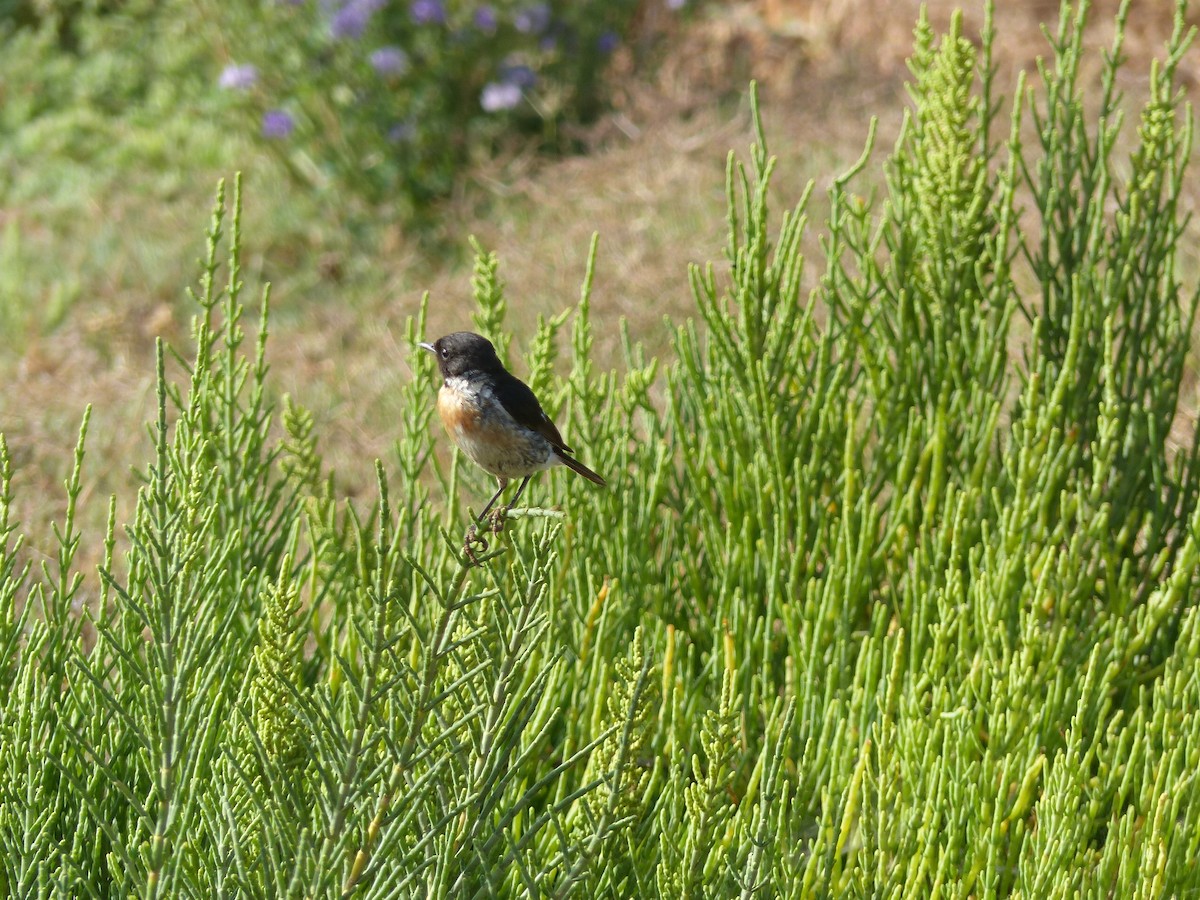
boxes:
[502,507,566,520]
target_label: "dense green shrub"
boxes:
[0,0,213,134]
[212,0,663,208]
[0,1,689,212]
[3,0,1200,896]
[0,0,235,207]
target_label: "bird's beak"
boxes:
[418,342,436,354]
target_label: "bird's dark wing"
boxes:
[492,371,572,453]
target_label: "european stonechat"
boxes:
[420,331,606,524]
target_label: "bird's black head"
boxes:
[420,331,504,380]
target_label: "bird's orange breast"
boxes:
[436,380,555,479]
[437,383,526,451]
[437,384,481,434]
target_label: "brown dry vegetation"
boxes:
[1,0,1197,570]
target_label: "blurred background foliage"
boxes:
[0,0,1196,571]
[0,0,687,210]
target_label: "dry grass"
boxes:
[1,0,1195,571]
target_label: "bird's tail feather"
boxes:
[556,451,606,487]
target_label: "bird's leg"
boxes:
[460,480,504,556]
[507,475,532,510]
[476,478,508,522]
[466,478,508,548]
[492,475,532,534]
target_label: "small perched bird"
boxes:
[420,331,606,522]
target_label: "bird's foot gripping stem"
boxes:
[488,506,510,534]
[462,504,513,565]
[463,523,489,563]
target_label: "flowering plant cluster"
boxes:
[217,0,685,210]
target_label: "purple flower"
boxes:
[218,63,259,90]
[513,3,550,34]
[596,31,619,54]
[370,46,410,75]
[409,0,445,24]
[666,0,686,8]
[262,109,296,138]
[481,81,522,112]
[499,63,537,89]
[388,121,416,143]
[330,0,384,39]
[473,5,498,33]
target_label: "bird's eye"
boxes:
[440,348,449,359]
